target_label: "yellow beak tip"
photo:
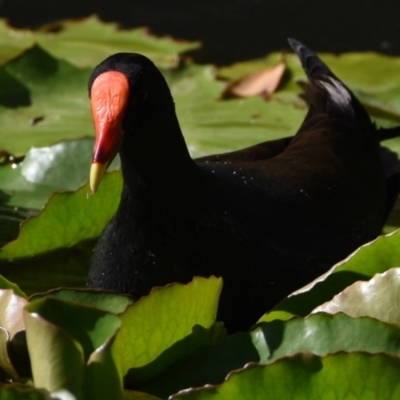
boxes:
[89,162,108,194]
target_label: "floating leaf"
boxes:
[85,334,123,400]
[0,289,27,337]
[24,297,122,400]
[138,313,400,398]
[0,240,94,295]
[30,288,133,315]
[224,61,286,99]
[26,296,120,362]
[0,45,92,156]
[312,267,400,324]
[0,138,119,248]
[0,16,199,69]
[23,306,85,398]
[261,230,400,322]
[113,277,223,384]
[0,171,122,260]
[171,352,400,399]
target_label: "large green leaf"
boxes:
[0,138,112,210]
[261,230,400,322]
[171,352,400,399]
[24,297,123,400]
[0,171,121,260]
[0,45,92,156]
[112,277,223,384]
[0,16,199,68]
[23,305,85,398]
[137,313,400,398]
[26,297,121,361]
[85,334,123,400]
[0,240,93,295]
[0,138,119,247]
[0,168,122,294]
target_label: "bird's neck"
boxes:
[119,106,197,200]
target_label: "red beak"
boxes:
[89,71,130,193]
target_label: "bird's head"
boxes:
[87,53,172,194]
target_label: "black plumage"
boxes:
[87,39,400,333]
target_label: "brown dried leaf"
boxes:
[227,62,286,99]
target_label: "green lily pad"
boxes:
[0,45,92,156]
[261,230,400,322]
[0,171,122,260]
[24,297,122,400]
[5,138,101,201]
[0,16,199,69]
[23,305,85,399]
[0,138,119,248]
[171,352,400,399]
[85,334,123,400]
[137,312,400,398]
[0,240,94,296]
[30,288,133,315]
[112,277,223,384]
[312,267,400,324]
[25,297,120,362]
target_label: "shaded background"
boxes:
[1,0,400,64]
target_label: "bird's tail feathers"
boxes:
[288,38,333,79]
[307,76,354,122]
[289,38,371,129]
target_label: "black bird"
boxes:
[87,39,400,333]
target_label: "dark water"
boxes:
[1,0,400,64]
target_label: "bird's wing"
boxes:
[195,136,293,164]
